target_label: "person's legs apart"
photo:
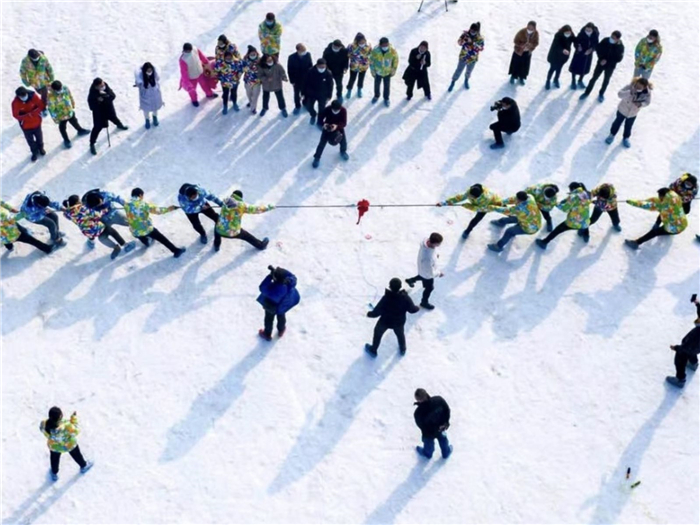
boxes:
[16,226,52,254]
[186,213,207,237]
[437,433,452,458]
[148,228,179,254]
[420,437,435,458]
[68,446,87,468]
[599,68,613,95]
[314,130,330,160]
[421,278,435,304]
[465,212,486,234]
[497,224,525,248]
[371,320,390,351]
[635,225,670,245]
[589,206,603,226]
[542,222,573,244]
[233,228,266,249]
[622,116,636,139]
[58,120,69,142]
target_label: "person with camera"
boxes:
[604,77,652,148]
[545,25,575,90]
[449,22,484,91]
[509,21,539,85]
[666,296,700,388]
[488,97,520,150]
[304,58,334,127]
[535,182,592,249]
[257,265,300,341]
[414,388,453,460]
[580,31,624,102]
[402,41,431,101]
[312,99,349,168]
[322,39,349,101]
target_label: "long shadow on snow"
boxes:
[2,472,81,525]
[665,269,700,317]
[669,126,700,177]
[570,118,624,188]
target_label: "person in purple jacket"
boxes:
[257,265,300,341]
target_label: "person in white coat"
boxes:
[405,232,443,310]
[605,77,652,148]
[135,62,164,129]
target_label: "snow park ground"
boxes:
[1,0,699,523]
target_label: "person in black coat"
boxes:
[402,41,431,101]
[287,43,313,114]
[414,388,452,459]
[667,298,700,387]
[545,25,575,90]
[87,77,128,155]
[304,58,335,126]
[312,99,349,168]
[580,31,624,102]
[364,278,420,357]
[489,97,520,149]
[569,22,599,89]
[322,39,349,101]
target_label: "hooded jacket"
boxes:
[347,41,372,72]
[627,191,687,234]
[489,194,542,234]
[367,288,420,328]
[256,268,300,315]
[414,395,451,440]
[177,184,224,214]
[40,413,80,453]
[20,52,54,89]
[215,194,273,237]
[20,191,61,222]
[557,187,591,229]
[634,37,662,70]
[616,84,651,118]
[258,21,283,55]
[47,85,77,124]
[12,91,43,130]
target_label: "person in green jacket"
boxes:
[487,191,542,252]
[20,49,54,112]
[214,190,274,252]
[438,183,502,240]
[536,182,591,249]
[40,407,93,481]
[370,37,399,106]
[625,187,687,249]
[258,12,283,58]
[633,30,662,79]
[1,201,56,254]
[124,188,186,258]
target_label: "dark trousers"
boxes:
[22,126,44,154]
[546,63,564,83]
[675,351,699,381]
[305,95,327,118]
[138,227,179,254]
[214,228,266,250]
[262,90,286,111]
[584,64,613,96]
[542,222,589,244]
[610,111,636,138]
[347,70,366,90]
[406,76,431,98]
[50,446,86,474]
[4,224,52,253]
[292,83,303,108]
[263,309,286,337]
[314,129,348,159]
[371,320,406,352]
[222,84,239,107]
[37,86,48,107]
[635,224,671,245]
[90,116,125,145]
[465,212,487,234]
[489,122,515,145]
[332,72,344,98]
[31,212,61,241]
[421,433,451,459]
[590,207,620,227]
[541,209,553,227]
[683,202,692,214]
[374,75,391,100]
[58,116,87,142]
[97,223,126,249]
[185,206,219,238]
[407,275,434,304]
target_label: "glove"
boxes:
[267,204,275,211]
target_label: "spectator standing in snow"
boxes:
[62,195,133,258]
[604,77,652,148]
[449,22,484,91]
[488,97,520,149]
[11,86,45,162]
[312,99,349,168]
[403,41,431,101]
[135,62,164,129]
[258,54,288,118]
[87,78,128,155]
[20,191,64,244]
[666,300,700,388]
[580,30,624,102]
[323,39,349,101]
[1,200,56,255]
[287,43,313,114]
[569,22,599,90]
[213,190,273,252]
[370,37,399,106]
[242,46,262,114]
[124,188,185,258]
[405,232,443,310]
[536,182,592,249]
[259,12,283,59]
[624,188,687,249]
[346,33,371,98]
[179,43,218,107]
[215,34,240,62]
[669,173,698,215]
[40,408,93,482]
[364,278,420,357]
[215,50,244,114]
[545,25,575,90]
[414,389,453,460]
[487,191,542,252]
[588,183,622,233]
[257,265,300,341]
[20,49,54,111]
[509,21,539,85]
[177,183,224,244]
[440,184,503,239]
[634,30,663,79]
[47,80,89,149]
[304,58,334,126]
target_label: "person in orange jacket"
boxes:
[11,86,45,162]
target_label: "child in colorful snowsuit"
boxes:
[440,184,502,239]
[488,191,542,252]
[124,188,185,258]
[589,183,621,232]
[214,190,273,252]
[177,183,224,244]
[40,407,92,481]
[536,183,592,248]
[1,200,54,254]
[47,81,89,148]
[625,188,687,249]
[449,22,485,91]
[63,195,134,258]
[257,265,300,341]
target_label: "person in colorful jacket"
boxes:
[242,46,262,114]
[438,184,503,240]
[487,191,542,252]
[536,182,592,249]
[634,30,662,79]
[520,183,559,231]
[580,31,624,102]
[124,188,185,258]
[369,37,399,106]
[1,200,54,254]
[215,50,244,114]
[47,80,89,148]
[509,21,539,85]
[605,77,652,148]
[257,265,300,341]
[39,407,93,481]
[346,33,371,98]
[588,183,621,232]
[287,43,313,114]
[569,23,599,89]
[12,86,45,162]
[669,173,697,214]
[82,189,129,228]
[20,190,64,243]
[449,22,484,91]
[135,63,164,129]
[215,34,241,62]
[214,190,273,252]
[20,49,54,110]
[177,183,224,244]
[625,188,688,249]
[258,12,283,58]
[62,195,133,258]
[179,43,218,107]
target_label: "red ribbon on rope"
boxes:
[356,199,370,225]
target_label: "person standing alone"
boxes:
[257,265,300,341]
[40,407,93,481]
[364,277,419,357]
[405,232,443,310]
[414,389,453,459]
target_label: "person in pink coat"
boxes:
[179,42,219,107]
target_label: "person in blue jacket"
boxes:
[257,265,300,340]
[177,183,224,244]
[82,188,128,228]
[21,190,65,243]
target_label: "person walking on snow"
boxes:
[287,44,313,114]
[634,30,662,79]
[403,41,431,101]
[259,12,283,59]
[304,58,334,127]
[624,188,687,249]
[521,183,559,231]
[12,86,45,162]
[20,191,65,244]
[509,21,539,85]
[487,191,542,252]
[669,173,697,215]
[568,22,599,89]
[580,31,624,102]
[135,62,164,129]
[179,43,218,107]
[666,301,700,388]
[364,277,420,357]
[405,232,443,310]
[62,195,133,258]
[87,78,128,155]
[215,51,244,114]
[124,188,185,258]
[414,389,453,459]
[214,190,273,252]
[20,49,54,112]
[545,25,575,90]
[346,33,371,99]
[257,265,300,341]
[47,80,89,149]
[536,182,592,249]
[40,407,93,482]
[242,46,263,114]
[488,97,520,149]
[370,37,399,106]
[323,39,350,101]
[258,54,288,118]
[588,183,622,233]
[313,99,349,168]
[439,184,503,239]
[177,183,224,244]
[604,77,651,148]
[1,201,57,255]
[449,22,484,91]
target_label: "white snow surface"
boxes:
[1,1,699,523]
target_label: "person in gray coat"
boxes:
[605,77,652,148]
[135,62,164,129]
[258,54,288,118]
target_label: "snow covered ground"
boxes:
[1,1,699,523]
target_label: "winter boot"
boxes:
[519,78,526,85]
[545,80,551,90]
[222,104,228,115]
[207,93,219,99]
[420,301,435,310]
[384,99,390,107]
[31,152,38,162]
[464,78,470,90]
[214,242,221,252]
[488,243,504,253]
[597,93,605,103]
[406,95,412,101]
[535,239,548,250]
[309,115,316,125]
[78,128,90,136]
[415,446,431,458]
[357,88,363,98]
[553,79,560,89]
[346,89,352,99]
[173,247,186,258]
[200,234,208,244]
[578,93,589,100]
[281,109,288,118]
[371,97,379,104]
[124,241,136,253]
[688,360,699,372]
[86,239,95,250]
[64,139,72,149]
[605,134,615,145]
[116,124,129,131]
[399,347,406,356]
[448,80,455,92]
[80,461,94,474]
[258,329,272,341]
[340,151,349,161]
[50,472,59,482]
[232,103,240,112]
[624,239,639,250]
[152,115,159,126]
[490,142,505,150]
[490,218,507,227]
[312,158,320,168]
[192,100,200,107]
[461,229,470,239]
[40,148,46,155]
[90,143,97,155]
[666,376,686,388]
[622,138,631,148]
[111,245,122,259]
[145,118,151,129]
[570,79,577,90]
[613,223,622,232]
[293,106,301,115]
[364,344,378,358]
[259,108,267,117]
[510,75,516,84]
[405,278,415,288]
[442,445,454,459]
[278,328,286,338]
[577,80,586,89]
[260,237,270,250]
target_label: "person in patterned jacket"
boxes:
[588,183,621,233]
[625,188,688,249]
[633,30,662,79]
[438,183,503,240]
[215,50,244,114]
[214,190,273,252]
[177,183,224,244]
[258,12,283,58]
[20,190,65,243]
[47,80,89,148]
[242,46,262,114]
[536,182,592,249]
[124,188,185,258]
[20,49,54,111]
[40,407,93,482]
[346,33,371,98]
[519,183,559,231]
[1,200,55,254]
[370,37,399,106]
[449,22,485,91]
[669,173,697,214]
[215,34,241,62]
[487,191,542,252]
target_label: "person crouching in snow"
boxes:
[63,195,134,258]
[364,277,420,357]
[135,62,164,129]
[179,43,218,107]
[213,190,273,252]
[242,46,262,114]
[1,200,57,255]
[604,77,651,148]
[257,265,300,341]
[47,80,90,149]
[624,187,687,249]
[40,407,93,482]
[258,54,288,118]
[487,191,542,252]
[124,188,185,258]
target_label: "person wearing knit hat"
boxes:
[346,33,372,99]
[259,12,283,59]
[402,41,431,101]
[369,37,399,106]
[364,277,420,357]
[322,38,350,100]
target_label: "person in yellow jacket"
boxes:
[40,407,93,481]
[487,191,542,252]
[438,183,502,240]
[536,182,592,249]
[214,190,274,252]
[369,37,399,106]
[625,187,687,249]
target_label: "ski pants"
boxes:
[420,432,451,459]
[4,224,52,254]
[137,227,179,254]
[31,212,61,242]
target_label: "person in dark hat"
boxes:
[312,99,349,168]
[304,58,334,126]
[402,41,431,101]
[488,96,520,149]
[257,265,300,341]
[364,278,420,357]
[11,86,45,162]
[414,389,453,459]
[323,38,350,100]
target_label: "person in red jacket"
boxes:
[312,99,349,168]
[12,86,45,162]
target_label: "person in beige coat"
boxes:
[259,54,288,118]
[605,77,652,148]
[509,21,539,85]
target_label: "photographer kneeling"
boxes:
[489,97,520,150]
[312,99,350,168]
